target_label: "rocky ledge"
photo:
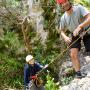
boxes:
[61,54,90,90]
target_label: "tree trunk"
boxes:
[21,17,32,53]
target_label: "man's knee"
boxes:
[70,52,76,59]
[70,48,79,59]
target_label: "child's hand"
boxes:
[44,64,48,69]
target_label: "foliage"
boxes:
[0,31,24,57]
[0,53,24,89]
[74,0,90,9]
[0,31,25,90]
[81,0,90,7]
[0,0,90,89]
[45,71,59,90]
[4,0,20,8]
[0,28,24,89]
[61,76,74,85]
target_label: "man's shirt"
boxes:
[59,4,90,33]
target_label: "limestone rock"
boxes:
[61,54,90,90]
[61,78,90,90]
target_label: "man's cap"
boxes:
[56,0,66,4]
[26,55,34,62]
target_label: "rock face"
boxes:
[27,0,48,46]
[61,54,90,90]
[61,77,90,90]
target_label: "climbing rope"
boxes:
[37,27,90,76]
[32,27,90,87]
[27,1,90,87]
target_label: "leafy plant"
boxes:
[45,71,59,90]
[0,53,24,89]
[61,76,73,85]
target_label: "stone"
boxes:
[86,72,90,77]
[84,56,90,63]
[61,52,90,90]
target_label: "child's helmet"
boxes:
[26,55,33,62]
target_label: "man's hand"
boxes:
[64,36,72,45]
[61,31,71,44]
[73,26,82,37]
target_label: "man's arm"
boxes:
[59,14,71,44]
[73,13,90,37]
[79,13,90,29]
[79,4,90,28]
[61,30,71,44]
[73,5,90,37]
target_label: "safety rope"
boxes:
[33,28,90,87]
[28,1,90,87]
[37,27,90,76]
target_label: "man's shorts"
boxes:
[70,33,90,52]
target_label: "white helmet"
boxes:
[26,55,34,62]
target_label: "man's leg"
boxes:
[70,48,80,72]
[69,34,83,78]
[70,48,83,78]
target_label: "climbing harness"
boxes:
[29,76,43,87]
[35,77,43,87]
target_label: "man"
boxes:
[57,0,90,78]
[24,55,45,90]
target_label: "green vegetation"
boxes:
[45,72,59,90]
[0,53,24,89]
[61,76,74,85]
[0,0,90,89]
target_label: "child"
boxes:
[24,55,45,90]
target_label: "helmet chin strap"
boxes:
[66,5,72,11]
